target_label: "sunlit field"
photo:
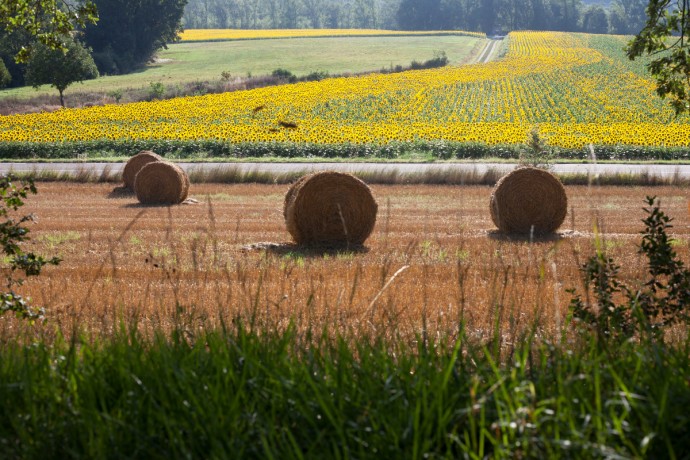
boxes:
[5,181,690,343]
[1,31,688,155]
[179,28,486,41]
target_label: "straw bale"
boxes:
[489,167,567,234]
[123,151,162,190]
[285,171,378,245]
[283,174,310,220]
[134,161,189,205]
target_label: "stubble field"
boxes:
[5,181,690,344]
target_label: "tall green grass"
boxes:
[1,320,689,458]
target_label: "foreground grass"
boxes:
[1,323,689,459]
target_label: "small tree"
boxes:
[0,175,61,322]
[518,128,556,170]
[24,36,99,107]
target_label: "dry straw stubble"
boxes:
[490,166,568,234]
[122,150,163,190]
[134,161,190,205]
[285,171,378,245]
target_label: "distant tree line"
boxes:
[183,0,647,35]
[183,0,400,29]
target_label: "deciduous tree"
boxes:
[0,0,98,62]
[627,0,690,114]
[24,36,99,107]
[83,0,186,74]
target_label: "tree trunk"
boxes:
[59,89,65,108]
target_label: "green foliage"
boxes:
[0,57,10,88]
[0,0,98,63]
[107,88,123,103]
[569,196,690,343]
[24,36,99,107]
[2,321,690,457]
[0,175,60,321]
[272,68,297,83]
[148,81,166,100]
[410,50,449,70]
[4,139,690,162]
[518,128,556,169]
[83,0,186,74]
[627,0,690,114]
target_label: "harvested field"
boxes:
[5,182,690,343]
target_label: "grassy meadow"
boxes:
[0,34,485,100]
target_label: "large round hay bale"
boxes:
[283,174,311,220]
[134,161,189,205]
[123,150,162,190]
[285,171,378,245]
[490,167,567,234]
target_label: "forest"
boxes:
[182,0,647,35]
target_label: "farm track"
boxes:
[475,38,502,63]
[7,182,690,342]
[2,162,690,179]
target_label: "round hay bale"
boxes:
[490,167,567,234]
[285,171,378,245]
[123,150,162,190]
[283,174,311,220]
[134,161,189,205]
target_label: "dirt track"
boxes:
[1,162,690,179]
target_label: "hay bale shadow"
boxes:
[121,198,197,208]
[486,229,565,243]
[242,241,369,258]
[108,186,134,198]
[122,202,178,209]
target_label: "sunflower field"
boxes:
[179,28,487,41]
[1,31,689,160]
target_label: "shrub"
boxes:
[272,68,297,83]
[569,196,690,344]
[148,81,166,100]
[0,175,61,321]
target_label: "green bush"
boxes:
[0,175,60,321]
[569,196,690,343]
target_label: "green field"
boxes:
[0,35,485,100]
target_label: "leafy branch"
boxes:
[0,175,60,321]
